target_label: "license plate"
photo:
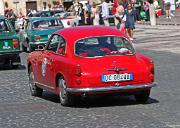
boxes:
[101,73,133,82]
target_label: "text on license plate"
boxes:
[101,73,133,82]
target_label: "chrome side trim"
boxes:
[35,81,55,90]
[29,42,47,45]
[66,82,158,93]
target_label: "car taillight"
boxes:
[75,65,82,76]
[67,21,70,25]
[13,39,19,49]
[75,65,82,85]
[34,36,41,41]
[150,62,154,82]
[150,66,154,74]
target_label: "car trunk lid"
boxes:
[0,32,20,52]
[32,27,63,42]
[77,55,149,87]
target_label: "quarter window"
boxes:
[47,35,66,54]
[0,19,13,32]
[47,35,59,52]
[57,36,66,55]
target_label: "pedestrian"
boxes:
[165,0,171,19]
[144,0,150,21]
[74,2,79,16]
[78,3,86,25]
[122,0,128,9]
[114,1,124,26]
[101,0,110,26]
[170,0,175,17]
[125,3,136,41]
[7,9,17,29]
[134,0,141,22]
[86,1,92,25]
[91,2,100,25]
[153,0,159,9]
[27,9,33,17]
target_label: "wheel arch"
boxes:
[55,73,64,88]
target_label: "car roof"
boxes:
[0,15,6,19]
[55,26,127,43]
[39,10,64,13]
[28,17,60,21]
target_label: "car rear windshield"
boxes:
[32,19,63,29]
[0,19,13,32]
[75,36,135,58]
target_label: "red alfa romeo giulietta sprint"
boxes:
[27,26,157,106]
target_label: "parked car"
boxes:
[32,10,79,28]
[31,10,65,17]
[19,17,64,52]
[27,26,157,106]
[58,12,79,28]
[0,15,21,68]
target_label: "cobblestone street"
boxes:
[0,25,180,128]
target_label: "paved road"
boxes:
[140,10,180,26]
[0,25,180,128]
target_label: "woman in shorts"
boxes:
[165,0,171,19]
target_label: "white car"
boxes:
[60,12,79,28]
[15,18,24,30]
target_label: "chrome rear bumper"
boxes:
[66,82,157,93]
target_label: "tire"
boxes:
[134,90,150,103]
[28,66,43,97]
[12,64,19,69]
[58,76,75,106]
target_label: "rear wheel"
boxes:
[58,76,75,106]
[12,64,19,69]
[134,90,150,103]
[29,66,43,96]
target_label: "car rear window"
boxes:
[75,36,135,58]
[32,19,63,29]
[0,19,13,32]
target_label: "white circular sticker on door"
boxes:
[42,58,47,76]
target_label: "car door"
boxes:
[38,34,61,90]
[46,35,67,89]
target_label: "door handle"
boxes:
[49,59,53,63]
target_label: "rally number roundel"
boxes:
[42,58,47,76]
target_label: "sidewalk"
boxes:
[139,10,180,26]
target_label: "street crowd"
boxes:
[3,0,174,41]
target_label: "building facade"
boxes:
[3,0,113,16]
[4,0,64,16]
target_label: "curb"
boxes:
[137,22,180,26]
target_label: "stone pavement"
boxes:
[139,10,180,26]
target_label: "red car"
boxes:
[27,26,157,106]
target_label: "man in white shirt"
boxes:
[153,0,159,9]
[101,0,109,26]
